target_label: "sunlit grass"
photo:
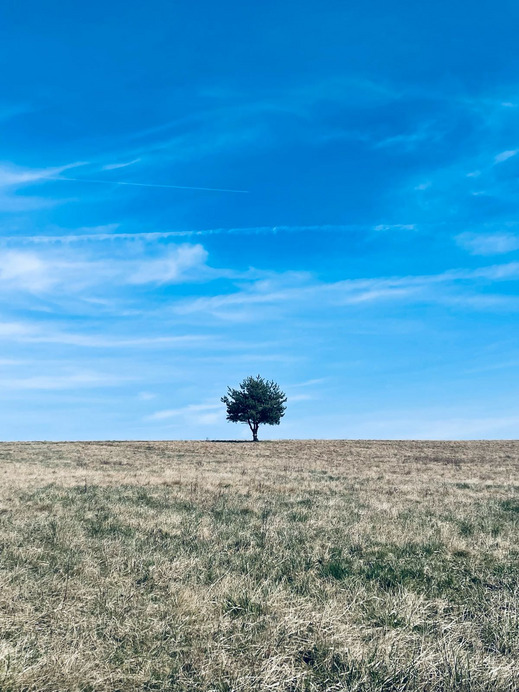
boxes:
[0,440,517,690]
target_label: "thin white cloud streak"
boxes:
[28,333,211,348]
[0,161,85,187]
[373,224,417,232]
[286,393,313,402]
[0,160,86,213]
[0,320,214,348]
[0,223,123,245]
[0,224,402,244]
[148,403,221,421]
[127,245,208,284]
[373,121,443,151]
[102,159,141,170]
[138,391,156,400]
[494,149,518,164]
[0,320,280,353]
[46,175,249,194]
[290,378,327,388]
[122,121,264,168]
[147,402,225,426]
[0,372,130,390]
[194,352,303,365]
[456,232,519,255]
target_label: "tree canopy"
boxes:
[221,375,287,441]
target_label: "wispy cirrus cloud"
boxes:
[456,231,519,255]
[88,76,485,172]
[289,378,327,388]
[0,320,214,348]
[126,244,208,284]
[148,402,221,420]
[0,161,85,187]
[3,230,519,327]
[147,402,223,426]
[378,83,519,232]
[373,121,443,151]
[0,250,55,292]
[0,155,246,214]
[494,149,518,164]
[172,261,519,321]
[0,160,86,212]
[118,77,513,163]
[102,158,141,170]
[0,243,209,296]
[108,79,519,184]
[0,371,131,390]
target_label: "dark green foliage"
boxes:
[499,499,519,514]
[221,375,287,441]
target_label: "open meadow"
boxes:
[0,440,517,691]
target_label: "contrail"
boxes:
[45,176,249,194]
[1,225,369,244]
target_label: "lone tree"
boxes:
[221,375,287,441]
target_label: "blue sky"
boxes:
[1,0,519,439]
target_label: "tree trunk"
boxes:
[249,421,259,442]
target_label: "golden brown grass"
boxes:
[0,440,517,691]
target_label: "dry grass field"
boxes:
[0,440,517,691]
